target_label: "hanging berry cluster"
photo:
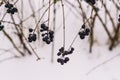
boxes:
[28,28,37,42]
[78,24,90,39]
[5,2,18,14]
[0,22,4,31]
[40,23,54,44]
[57,47,74,65]
[85,0,96,5]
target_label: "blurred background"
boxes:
[0,0,120,80]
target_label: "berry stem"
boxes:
[11,14,41,60]
[33,2,53,33]
[51,2,56,63]
[61,0,66,49]
[68,17,92,50]
[48,0,51,28]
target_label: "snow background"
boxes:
[0,0,120,80]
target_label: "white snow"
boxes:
[0,0,120,80]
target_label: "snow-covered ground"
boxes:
[0,45,120,80]
[0,0,120,80]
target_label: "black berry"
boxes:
[5,3,18,14]
[5,3,13,9]
[59,47,64,53]
[85,28,90,36]
[82,24,85,29]
[41,23,46,29]
[57,47,74,65]
[57,52,62,56]
[0,22,4,31]
[28,33,37,42]
[79,31,85,39]
[12,7,18,12]
[40,24,54,44]
[85,0,96,5]
[29,28,33,32]
[0,25,4,31]
[64,57,69,63]
[118,18,120,22]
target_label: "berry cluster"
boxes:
[85,0,96,5]
[0,22,4,31]
[118,15,120,22]
[28,28,37,42]
[40,23,54,44]
[5,2,18,14]
[78,24,90,39]
[57,47,74,65]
